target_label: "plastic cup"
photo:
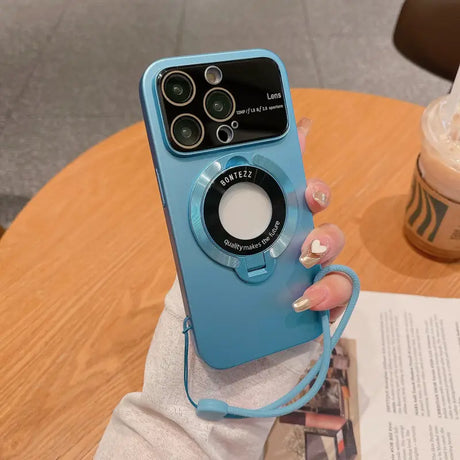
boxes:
[404,95,460,261]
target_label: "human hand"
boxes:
[294,118,352,323]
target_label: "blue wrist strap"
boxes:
[182,264,360,421]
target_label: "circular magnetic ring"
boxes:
[203,165,286,256]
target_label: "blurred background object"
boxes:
[0,0,453,227]
[394,0,460,81]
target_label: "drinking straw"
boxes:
[443,64,460,141]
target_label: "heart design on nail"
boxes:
[311,239,327,255]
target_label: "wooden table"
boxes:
[0,89,458,459]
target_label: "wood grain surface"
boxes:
[0,89,458,459]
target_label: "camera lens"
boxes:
[204,88,235,121]
[216,125,234,144]
[204,66,223,85]
[162,71,195,105]
[171,114,204,149]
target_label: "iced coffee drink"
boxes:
[404,95,460,261]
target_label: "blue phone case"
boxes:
[140,49,321,369]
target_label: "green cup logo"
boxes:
[406,177,448,242]
[404,155,460,260]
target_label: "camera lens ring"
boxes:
[204,65,223,85]
[216,125,234,144]
[170,113,205,150]
[203,87,236,122]
[161,70,196,106]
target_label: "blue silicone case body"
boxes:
[140,49,321,369]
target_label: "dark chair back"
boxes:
[394,0,460,81]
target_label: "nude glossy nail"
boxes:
[312,190,329,207]
[293,286,327,313]
[292,296,311,312]
[299,252,321,269]
[298,118,312,134]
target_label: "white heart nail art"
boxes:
[311,239,327,254]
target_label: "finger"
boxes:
[292,273,352,313]
[297,118,311,155]
[299,223,345,269]
[305,178,331,214]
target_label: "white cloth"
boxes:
[95,278,320,460]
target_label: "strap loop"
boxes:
[182,317,193,334]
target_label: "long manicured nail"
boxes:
[297,118,312,136]
[312,189,329,207]
[292,296,311,312]
[299,239,328,268]
[292,286,327,312]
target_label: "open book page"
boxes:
[265,291,460,459]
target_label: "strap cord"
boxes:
[182,264,360,419]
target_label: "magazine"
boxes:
[264,291,460,459]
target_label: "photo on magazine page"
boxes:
[264,338,361,460]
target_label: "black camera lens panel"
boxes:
[158,57,288,153]
[171,114,204,149]
[162,71,195,106]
